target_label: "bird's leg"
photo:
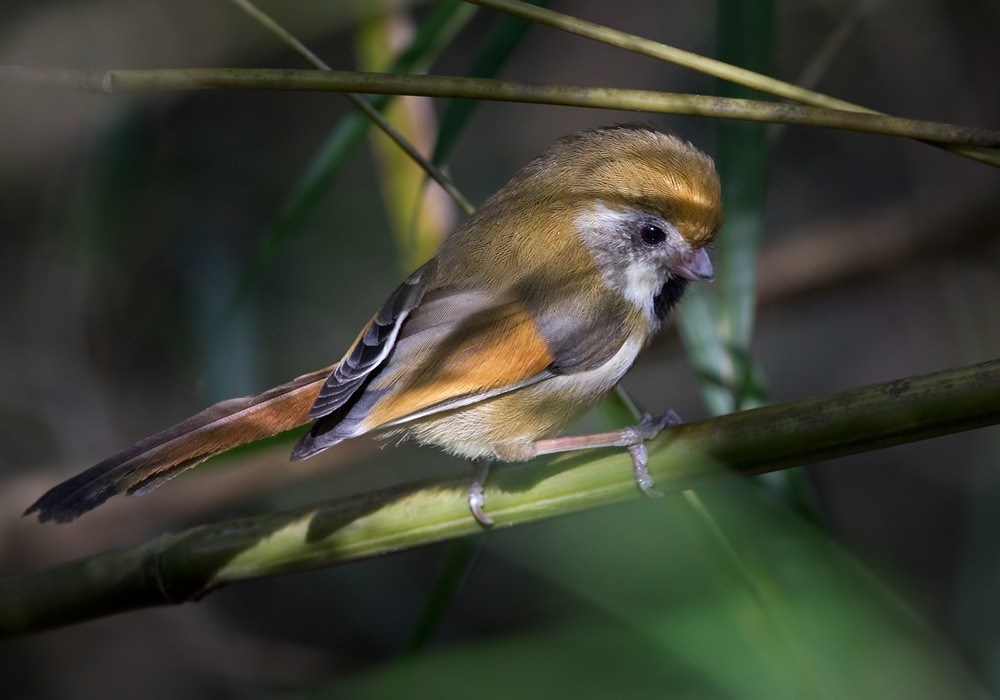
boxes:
[467,411,680,526]
[468,460,495,527]
[532,410,681,498]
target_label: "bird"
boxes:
[25,124,722,526]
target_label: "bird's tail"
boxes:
[25,366,333,523]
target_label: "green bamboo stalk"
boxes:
[219,0,474,314]
[712,0,772,412]
[1,66,996,149]
[431,0,551,165]
[228,0,474,215]
[2,358,998,637]
[679,0,773,417]
[466,0,998,166]
[465,0,870,110]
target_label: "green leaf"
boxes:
[220,0,476,315]
[432,0,551,165]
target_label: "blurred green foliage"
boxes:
[0,1,998,699]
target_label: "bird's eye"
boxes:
[640,223,667,245]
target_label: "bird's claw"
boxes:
[635,410,682,440]
[468,461,495,527]
[629,443,663,498]
[626,410,682,498]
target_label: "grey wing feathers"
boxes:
[535,294,635,375]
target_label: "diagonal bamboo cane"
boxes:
[2,358,998,637]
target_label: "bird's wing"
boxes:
[293,271,638,460]
[304,260,435,421]
[358,288,559,428]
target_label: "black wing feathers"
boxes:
[307,262,432,420]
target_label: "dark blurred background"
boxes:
[1,1,998,698]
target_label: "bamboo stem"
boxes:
[2,358,998,636]
[1,66,998,148]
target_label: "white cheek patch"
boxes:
[575,202,691,321]
[622,259,663,319]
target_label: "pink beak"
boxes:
[675,248,714,282]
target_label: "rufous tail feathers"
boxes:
[25,366,333,523]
